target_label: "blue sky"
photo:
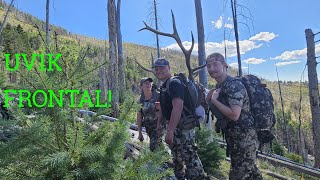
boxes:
[6,0,320,81]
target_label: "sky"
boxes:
[5,0,320,81]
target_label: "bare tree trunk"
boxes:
[99,40,108,101]
[151,51,161,86]
[223,26,227,65]
[305,29,320,168]
[153,0,160,58]
[108,0,119,117]
[12,60,16,83]
[46,0,50,53]
[298,75,307,164]
[194,0,212,138]
[298,129,307,164]
[116,0,125,103]
[150,52,154,78]
[276,66,290,152]
[99,68,107,100]
[194,0,208,88]
[231,0,242,76]
[0,0,14,36]
[151,52,154,67]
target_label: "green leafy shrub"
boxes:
[285,152,303,164]
[195,127,225,175]
[272,140,285,156]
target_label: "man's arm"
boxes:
[211,88,241,121]
[167,98,184,132]
[137,111,144,141]
[165,98,183,145]
[211,98,241,121]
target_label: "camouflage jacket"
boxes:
[210,76,255,129]
[139,91,160,130]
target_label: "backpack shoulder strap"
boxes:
[163,76,182,97]
[221,77,246,94]
[163,76,194,115]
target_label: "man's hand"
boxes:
[211,88,221,101]
[206,88,216,102]
[165,130,174,145]
[138,133,144,142]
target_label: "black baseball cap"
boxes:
[152,58,170,68]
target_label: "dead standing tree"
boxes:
[194,0,208,88]
[0,0,14,36]
[305,29,320,168]
[152,0,160,58]
[99,38,108,102]
[46,0,50,53]
[116,0,126,103]
[138,11,206,81]
[276,66,291,152]
[231,0,242,76]
[108,0,119,117]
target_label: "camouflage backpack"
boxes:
[234,75,276,143]
[211,75,276,143]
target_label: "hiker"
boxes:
[153,58,206,180]
[136,77,164,151]
[206,53,263,180]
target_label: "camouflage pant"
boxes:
[169,128,205,180]
[143,115,165,151]
[145,125,163,151]
[226,128,263,180]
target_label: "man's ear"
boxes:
[223,62,228,69]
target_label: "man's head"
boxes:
[206,53,228,79]
[153,58,171,81]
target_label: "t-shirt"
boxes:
[160,78,193,121]
[211,76,255,129]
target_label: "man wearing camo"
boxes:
[206,53,263,180]
[153,58,206,180]
[137,77,164,151]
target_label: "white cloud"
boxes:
[163,39,262,58]
[272,44,320,60]
[225,17,233,29]
[162,42,194,53]
[272,49,306,60]
[162,31,283,59]
[163,41,193,52]
[211,16,233,29]
[224,23,233,29]
[249,32,279,42]
[275,61,301,67]
[229,62,239,68]
[243,58,266,64]
[211,16,223,29]
[229,62,248,69]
